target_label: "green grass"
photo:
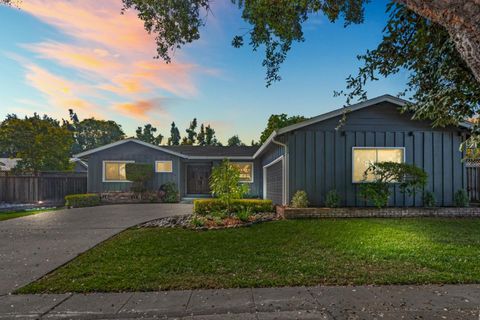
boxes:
[17,218,480,293]
[0,208,58,221]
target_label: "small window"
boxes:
[352,148,404,183]
[231,162,254,183]
[103,161,132,182]
[156,160,173,173]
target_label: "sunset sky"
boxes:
[0,0,407,144]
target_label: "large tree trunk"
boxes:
[396,0,480,83]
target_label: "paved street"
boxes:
[0,284,479,319]
[0,204,192,295]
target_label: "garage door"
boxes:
[265,159,284,205]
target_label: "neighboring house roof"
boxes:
[0,158,20,171]
[162,145,259,158]
[70,158,88,169]
[73,138,258,160]
[254,94,473,158]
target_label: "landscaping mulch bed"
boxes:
[138,212,280,230]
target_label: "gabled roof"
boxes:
[253,94,472,158]
[74,138,258,160]
[163,145,259,159]
[74,138,189,159]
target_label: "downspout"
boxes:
[272,136,289,206]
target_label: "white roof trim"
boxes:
[74,138,189,159]
[253,94,472,158]
[70,158,88,168]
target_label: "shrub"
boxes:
[65,193,101,208]
[454,189,469,207]
[236,207,252,222]
[290,190,309,208]
[422,191,436,208]
[209,159,249,212]
[359,162,427,208]
[159,182,179,203]
[325,190,341,208]
[191,215,206,227]
[194,199,273,215]
[126,163,154,195]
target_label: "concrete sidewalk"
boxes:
[1,284,479,319]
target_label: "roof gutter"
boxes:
[272,136,289,206]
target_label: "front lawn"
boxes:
[0,208,57,221]
[18,218,480,293]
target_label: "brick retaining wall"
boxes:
[277,206,480,219]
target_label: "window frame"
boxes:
[231,161,255,184]
[102,160,134,183]
[155,160,173,173]
[351,147,406,183]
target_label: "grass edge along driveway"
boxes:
[0,208,58,221]
[18,218,480,293]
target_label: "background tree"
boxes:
[0,114,73,173]
[227,135,245,147]
[197,123,206,146]
[205,124,221,146]
[136,124,163,145]
[65,109,125,154]
[167,122,181,146]
[336,3,480,144]
[260,114,306,144]
[183,118,198,145]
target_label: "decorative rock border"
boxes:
[277,206,480,219]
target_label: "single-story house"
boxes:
[75,94,471,207]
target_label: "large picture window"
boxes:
[352,148,404,183]
[155,160,173,173]
[103,161,133,182]
[231,162,254,183]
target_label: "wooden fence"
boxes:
[0,172,87,204]
[467,166,480,202]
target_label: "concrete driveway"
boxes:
[0,203,192,295]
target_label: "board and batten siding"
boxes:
[87,141,181,193]
[285,102,467,207]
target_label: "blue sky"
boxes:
[0,0,408,144]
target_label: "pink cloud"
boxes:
[12,0,220,124]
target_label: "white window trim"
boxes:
[351,147,406,183]
[263,156,285,205]
[155,160,173,173]
[102,160,134,183]
[231,161,254,183]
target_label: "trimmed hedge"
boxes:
[194,199,273,215]
[65,193,101,208]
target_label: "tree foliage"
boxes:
[136,124,163,145]
[209,159,248,212]
[167,122,181,146]
[359,161,427,208]
[65,109,125,154]
[0,114,73,173]
[205,124,221,146]
[125,163,154,195]
[227,135,245,147]
[260,114,306,143]
[184,118,198,145]
[337,4,480,132]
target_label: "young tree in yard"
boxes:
[0,114,73,173]
[227,135,245,147]
[125,163,154,197]
[167,122,181,146]
[260,114,306,144]
[65,110,125,154]
[209,159,248,213]
[136,124,163,145]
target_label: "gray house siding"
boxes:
[285,102,467,207]
[87,141,181,193]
